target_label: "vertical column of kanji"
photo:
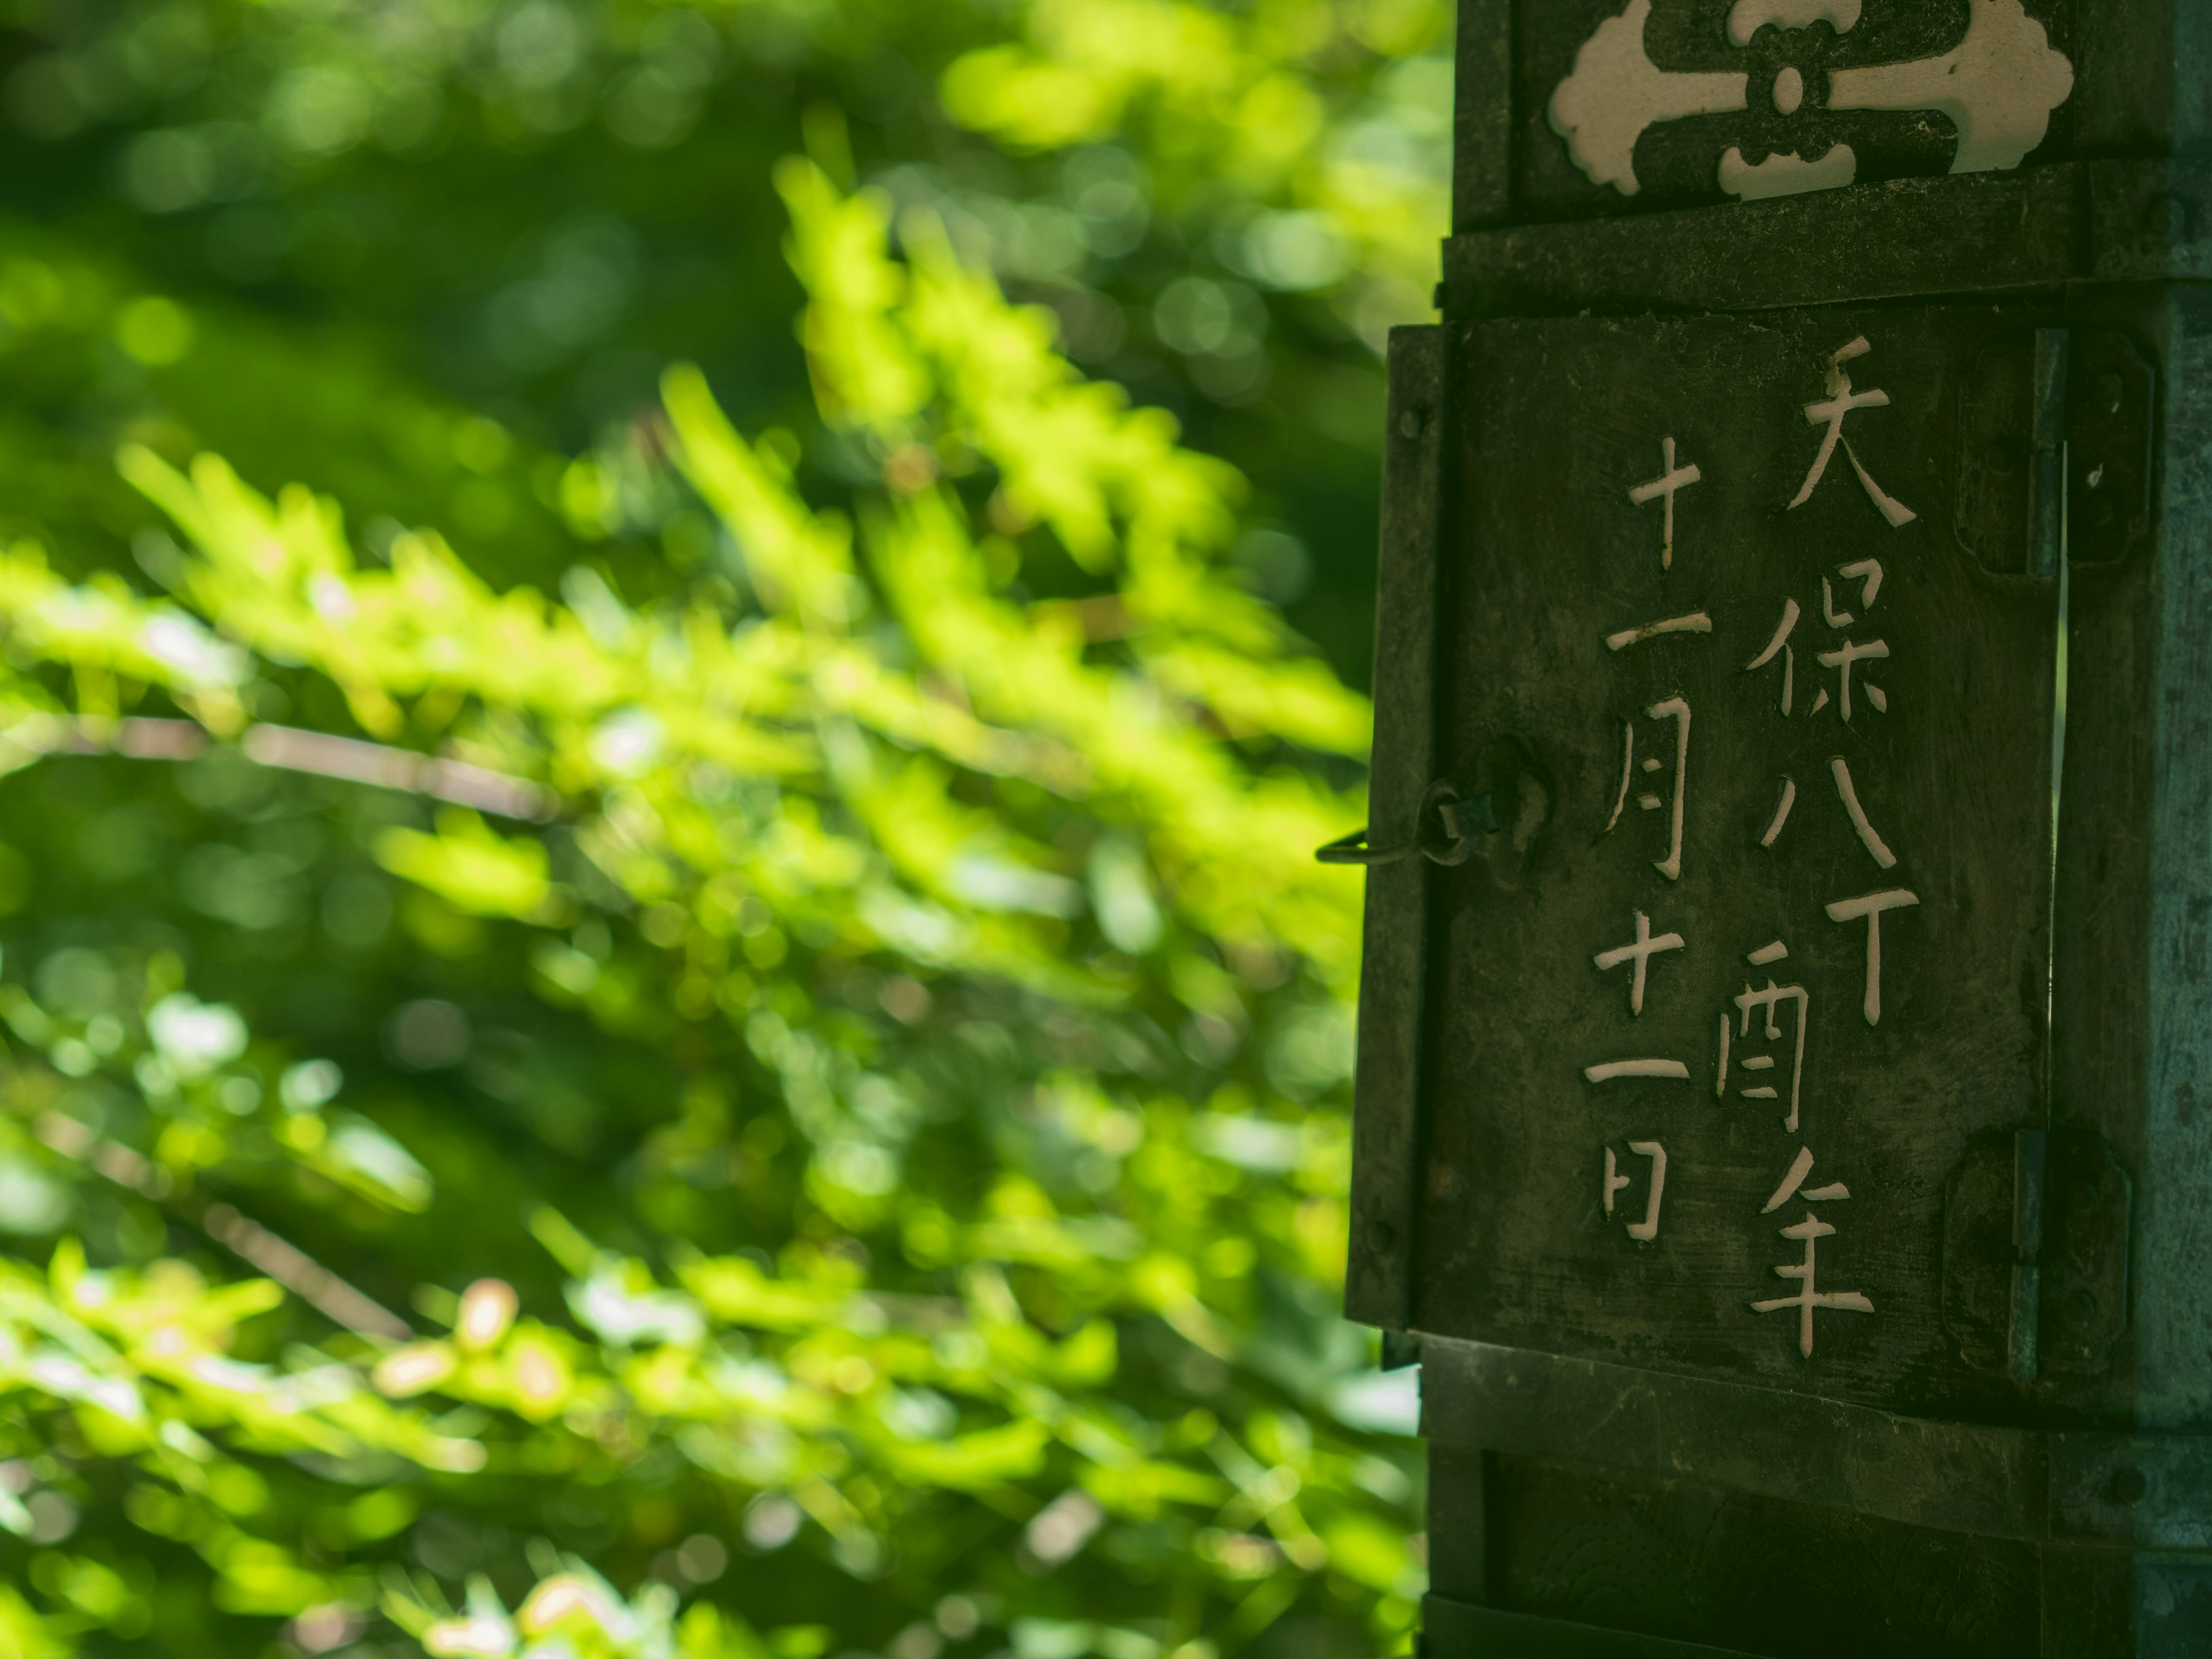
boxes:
[1574,331,1936,1359]
[1580,432,1710,1247]
[1737,335,1920,1359]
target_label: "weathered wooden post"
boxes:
[1339,1,2212,1650]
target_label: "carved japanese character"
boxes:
[1593,910,1687,1016]
[1603,1139,1668,1242]
[1813,636,1891,719]
[1745,597,1800,715]
[1628,437,1702,570]
[1602,697,1692,880]
[1824,887,1920,1024]
[1828,756,1897,869]
[1716,940,1810,1131]
[1761,1144,1853,1213]
[1752,1196,1873,1358]
[1605,611,1712,652]
[1789,337,1916,528]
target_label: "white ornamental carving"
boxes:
[1547,0,2074,201]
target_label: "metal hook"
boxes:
[1316,781,1497,868]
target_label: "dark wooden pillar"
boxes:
[1346,3,2212,1652]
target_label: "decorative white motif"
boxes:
[1547,0,1747,198]
[1719,145,1857,199]
[1548,0,2072,202]
[1830,0,2075,173]
[1728,0,1860,47]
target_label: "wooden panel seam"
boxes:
[1344,325,1448,1329]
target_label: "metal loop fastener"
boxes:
[1316,780,1497,868]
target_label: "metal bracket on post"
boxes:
[1955,327,2155,577]
[2028,329,2069,581]
[2065,330,2157,564]
[1944,1126,2131,1386]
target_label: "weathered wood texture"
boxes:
[1355,0,2212,1650]
[2085,290,2212,1433]
[1415,307,2058,1416]
[1344,327,1446,1328]
[1441,162,2212,317]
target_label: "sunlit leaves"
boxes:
[940,0,1453,339]
[0,62,1416,1659]
[375,812,559,922]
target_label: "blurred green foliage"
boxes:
[0,0,1446,1654]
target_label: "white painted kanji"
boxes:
[1752,1209,1873,1357]
[1645,697,1691,880]
[1603,1139,1669,1242]
[1815,636,1892,720]
[1829,756,1898,869]
[1745,598,1800,715]
[1585,1058,1692,1083]
[1789,338,1917,527]
[1601,698,1694,880]
[1719,977,1811,1131]
[1628,437,1703,570]
[1593,910,1687,1016]
[1824,887,1921,1024]
[1758,777,1797,848]
[1761,1145,1853,1213]
[1606,612,1713,652]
